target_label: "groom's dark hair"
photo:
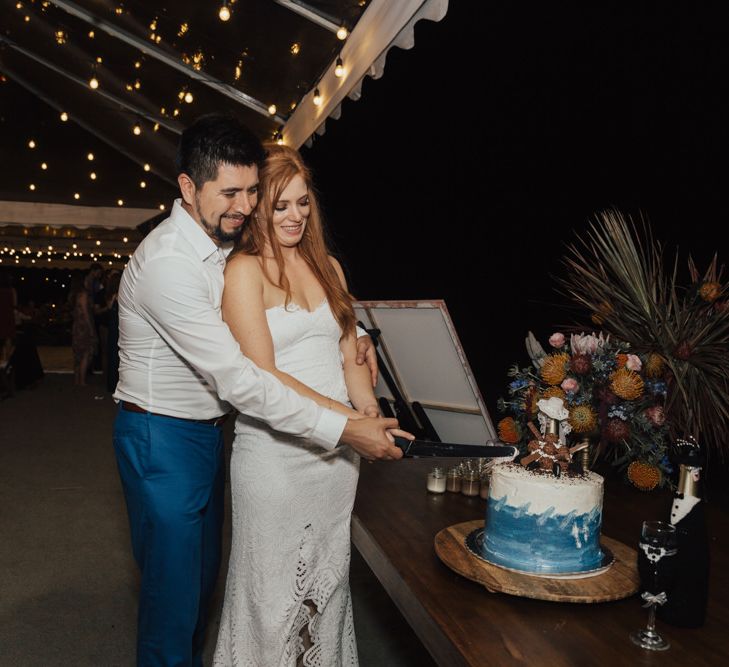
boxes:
[176,114,266,188]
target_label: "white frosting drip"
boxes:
[488,463,604,516]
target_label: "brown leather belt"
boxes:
[121,401,230,427]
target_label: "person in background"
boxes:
[0,273,16,396]
[70,275,97,386]
[104,271,121,393]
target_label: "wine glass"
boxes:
[630,520,678,651]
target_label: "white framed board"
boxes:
[354,300,496,445]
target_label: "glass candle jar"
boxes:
[479,471,490,499]
[426,465,446,494]
[461,469,480,497]
[446,467,462,493]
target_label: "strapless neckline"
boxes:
[265,298,328,314]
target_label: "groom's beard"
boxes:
[201,214,245,243]
[195,198,246,243]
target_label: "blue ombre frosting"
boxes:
[483,464,604,574]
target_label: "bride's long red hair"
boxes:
[235,143,356,338]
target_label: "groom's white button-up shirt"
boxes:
[113,199,346,450]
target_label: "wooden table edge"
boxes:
[351,513,469,667]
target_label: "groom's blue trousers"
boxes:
[113,405,225,667]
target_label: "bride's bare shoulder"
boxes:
[224,252,263,281]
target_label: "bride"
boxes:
[214,144,399,666]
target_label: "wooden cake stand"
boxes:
[435,520,639,603]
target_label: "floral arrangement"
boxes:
[496,331,672,489]
[556,209,729,467]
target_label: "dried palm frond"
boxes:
[556,209,729,463]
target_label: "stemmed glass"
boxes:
[630,520,678,651]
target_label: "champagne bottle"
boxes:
[656,437,709,627]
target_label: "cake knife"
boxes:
[393,436,518,459]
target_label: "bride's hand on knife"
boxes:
[340,417,413,462]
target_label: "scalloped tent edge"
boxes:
[284,0,449,149]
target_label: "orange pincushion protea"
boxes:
[610,368,644,400]
[569,405,598,433]
[644,353,665,378]
[540,353,569,385]
[497,417,521,444]
[627,461,662,491]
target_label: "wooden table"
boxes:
[352,458,729,666]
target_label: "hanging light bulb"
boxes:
[90,172,97,180]
[29,183,36,191]
[159,204,166,211]
[153,122,160,132]
[140,181,146,188]
[184,91,193,103]
[89,75,99,89]
[219,2,231,21]
[132,122,142,135]
[334,57,345,78]
[117,199,124,206]
[88,30,95,39]
[73,193,80,200]
[268,104,277,116]
[313,88,322,106]
[60,111,68,121]
[41,162,48,170]
[337,26,348,40]
[143,163,151,172]
[134,60,141,69]
[28,139,36,148]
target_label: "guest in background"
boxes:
[11,303,44,391]
[0,273,15,367]
[85,262,105,373]
[104,271,121,393]
[70,275,97,386]
[0,273,16,396]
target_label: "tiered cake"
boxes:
[483,463,605,574]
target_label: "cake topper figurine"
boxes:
[520,397,588,476]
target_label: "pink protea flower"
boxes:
[549,332,566,348]
[561,377,579,393]
[626,354,642,372]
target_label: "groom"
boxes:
[113,114,405,666]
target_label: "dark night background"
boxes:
[303,1,728,412]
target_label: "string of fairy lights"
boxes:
[4,0,361,271]
[23,134,169,207]
[0,246,132,269]
[10,0,356,197]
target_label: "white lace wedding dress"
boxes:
[214,300,360,667]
